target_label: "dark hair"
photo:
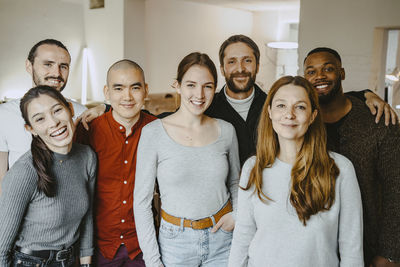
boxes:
[20,85,72,197]
[219,34,260,67]
[304,47,342,64]
[27,39,69,64]
[176,52,218,86]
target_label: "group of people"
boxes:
[0,34,399,267]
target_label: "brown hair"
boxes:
[176,52,217,86]
[243,76,339,225]
[20,85,72,197]
[218,34,260,67]
[27,39,69,64]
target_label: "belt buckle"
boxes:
[189,219,199,229]
[55,248,70,262]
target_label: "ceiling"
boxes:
[61,0,300,12]
[178,0,300,11]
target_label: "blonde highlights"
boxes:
[242,76,339,225]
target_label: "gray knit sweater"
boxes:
[0,143,97,266]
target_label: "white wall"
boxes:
[252,6,299,91]
[0,0,301,101]
[0,0,85,100]
[83,0,125,101]
[298,0,400,95]
[144,0,253,94]
[124,0,146,70]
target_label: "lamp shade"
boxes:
[386,67,400,82]
[267,42,298,49]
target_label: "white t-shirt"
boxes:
[0,98,86,168]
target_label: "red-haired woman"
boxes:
[228,76,363,267]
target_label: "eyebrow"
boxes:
[305,61,335,70]
[31,103,62,119]
[185,80,214,85]
[112,82,143,87]
[273,98,308,104]
[41,60,69,66]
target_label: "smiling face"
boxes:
[25,94,74,154]
[303,51,345,104]
[177,64,216,116]
[268,84,317,145]
[104,67,148,125]
[26,44,71,91]
[221,42,259,99]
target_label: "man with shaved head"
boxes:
[75,59,156,267]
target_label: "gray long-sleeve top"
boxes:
[134,119,240,267]
[0,143,97,266]
[228,153,364,267]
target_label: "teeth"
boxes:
[316,85,328,89]
[51,127,66,137]
[191,100,203,105]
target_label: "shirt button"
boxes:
[121,219,125,223]
[119,126,123,130]
[123,200,127,204]
[124,160,128,164]
[125,140,128,144]
[120,235,123,239]
[124,180,127,184]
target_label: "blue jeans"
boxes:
[13,250,76,267]
[158,218,233,267]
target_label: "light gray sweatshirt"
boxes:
[228,153,364,267]
[134,119,240,267]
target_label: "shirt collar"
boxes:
[105,108,143,136]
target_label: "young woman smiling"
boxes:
[134,52,240,267]
[228,76,364,267]
[0,86,96,267]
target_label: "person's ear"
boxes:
[172,80,181,94]
[25,124,37,137]
[220,65,226,78]
[340,68,345,81]
[26,59,33,76]
[144,83,149,98]
[68,102,75,118]
[103,85,110,101]
[310,109,318,125]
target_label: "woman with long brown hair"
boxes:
[134,52,240,267]
[0,86,96,267]
[228,76,363,267]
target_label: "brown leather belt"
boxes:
[161,200,232,230]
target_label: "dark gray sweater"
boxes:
[0,143,97,266]
[326,96,400,265]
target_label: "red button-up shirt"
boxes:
[76,110,156,260]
